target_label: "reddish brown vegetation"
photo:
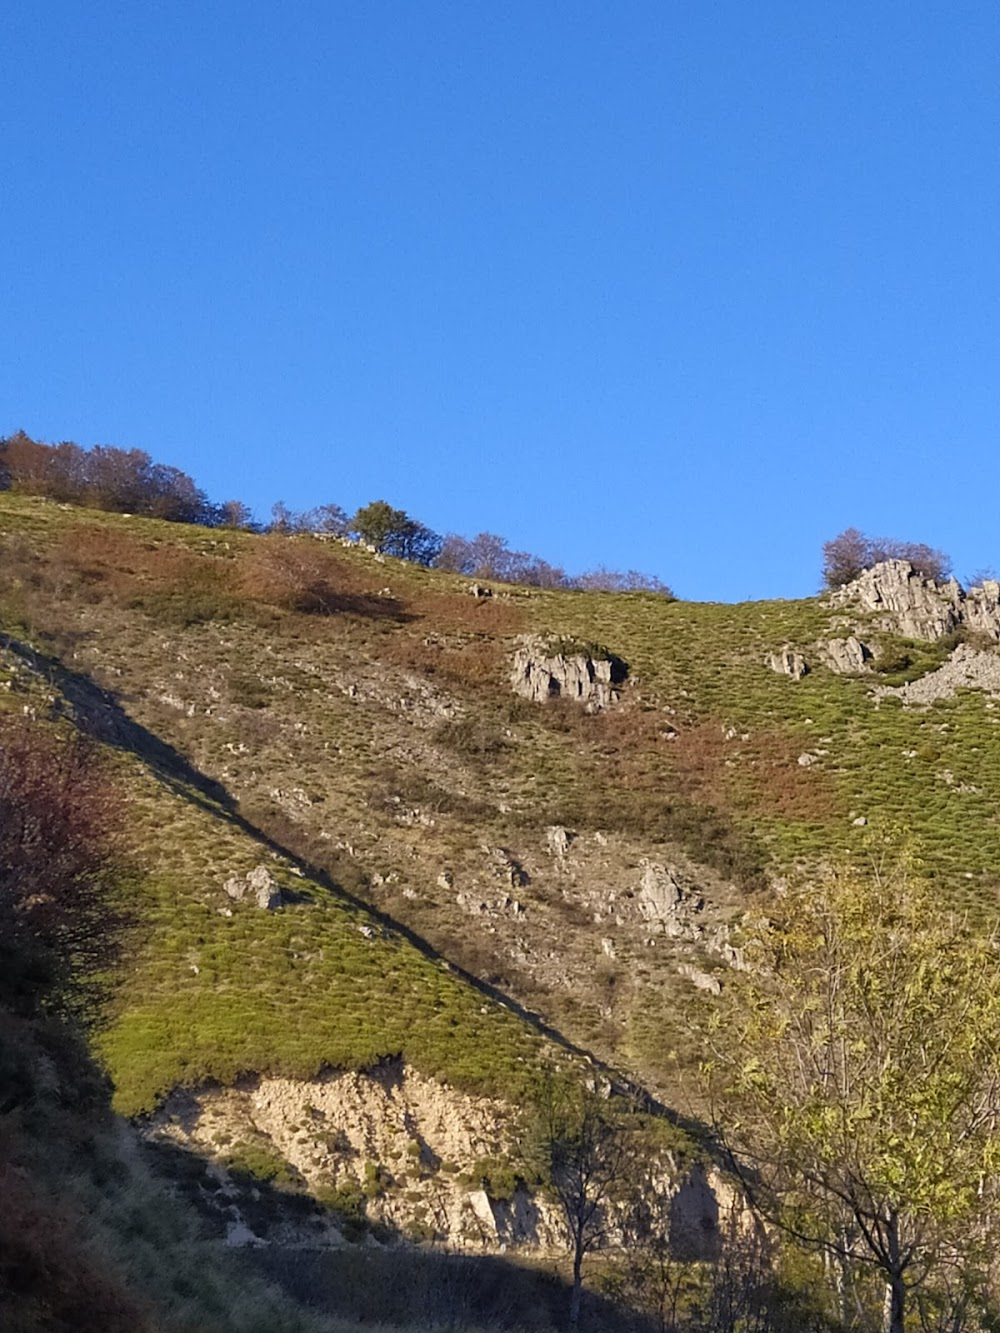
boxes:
[670,724,841,822]
[0,430,211,525]
[238,537,409,620]
[0,717,127,1017]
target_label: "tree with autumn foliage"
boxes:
[704,846,1000,1333]
[0,717,128,1020]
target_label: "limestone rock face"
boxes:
[831,560,1000,642]
[145,1064,735,1256]
[819,635,874,674]
[510,636,626,712]
[965,579,1000,638]
[637,860,704,938]
[766,646,809,679]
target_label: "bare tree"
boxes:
[822,528,952,589]
[526,1075,636,1330]
[0,717,128,1020]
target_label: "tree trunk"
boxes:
[882,1213,905,1333]
[569,1241,584,1331]
[883,1276,905,1333]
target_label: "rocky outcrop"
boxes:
[765,646,808,679]
[637,861,705,938]
[964,579,1000,637]
[818,636,874,674]
[223,865,285,910]
[148,1065,554,1251]
[677,962,722,995]
[511,636,626,712]
[873,643,1000,707]
[831,561,1000,642]
[144,1064,727,1256]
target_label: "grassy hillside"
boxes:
[2,490,999,1122]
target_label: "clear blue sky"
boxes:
[3,2,998,600]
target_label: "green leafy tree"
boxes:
[704,848,1000,1333]
[351,500,442,565]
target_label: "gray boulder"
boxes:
[637,861,704,938]
[223,865,285,911]
[819,636,874,674]
[766,646,809,679]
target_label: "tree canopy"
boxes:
[705,847,1000,1332]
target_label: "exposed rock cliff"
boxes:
[831,560,1000,642]
[511,636,626,711]
[147,1064,729,1257]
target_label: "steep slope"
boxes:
[4,492,1000,1198]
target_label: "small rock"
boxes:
[545,825,572,858]
[852,815,868,827]
[766,647,809,680]
[677,963,721,995]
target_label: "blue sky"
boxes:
[2,2,998,600]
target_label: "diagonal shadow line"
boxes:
[1,632,708,1143]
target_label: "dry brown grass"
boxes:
[379,631,510,690]
[405,588,528,636]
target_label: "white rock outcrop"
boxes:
[145,1063,734,1257]
[831,561,1000,643]
[818,635,873,674]
[511,636,625,712]
[223,865,285,911]
[637,861,704,938]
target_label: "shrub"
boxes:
[224,1139,303,1190]
[0,717,128,1019]
[572,565,675,596]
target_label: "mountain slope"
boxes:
[3,491,999,1137]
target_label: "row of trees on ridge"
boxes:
[0,432,673,594]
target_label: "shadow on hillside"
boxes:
[2,632,707,1142]
[143,1137,650,1331]
[1,633,235,818]
[251,1246,652,1333]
